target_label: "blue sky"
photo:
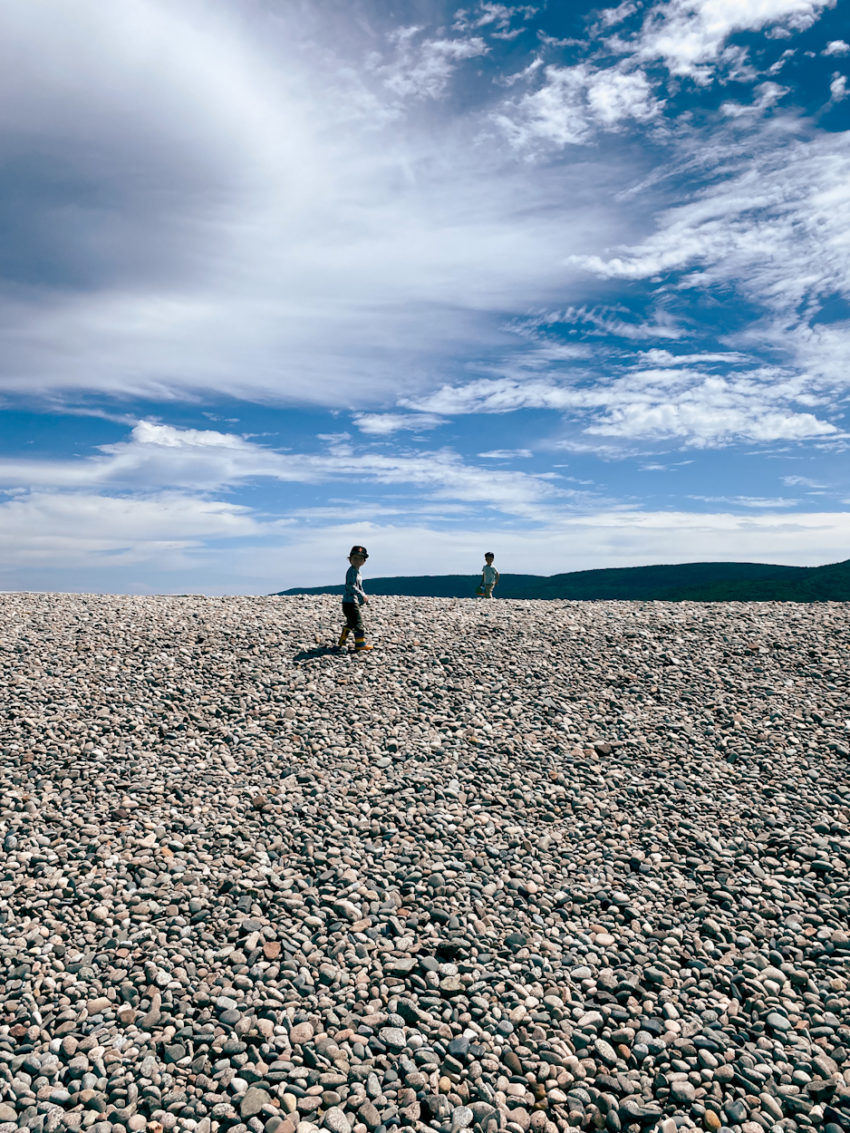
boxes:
[1,0,849,593]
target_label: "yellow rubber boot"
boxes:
[337,627,350,649]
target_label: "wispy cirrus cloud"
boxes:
[568,128,850,378]
[720,80,789,117]
[688,495,799,508]
[0,421,566,517]
[454,3,537,39]
[1,0,844,425]
[368,26,489,101]
[352,413,447,436]
[638,349,753,366]
[783,473,827,489]
[0,0,624,407]
[521,307,687,343]
[406,365,838,448]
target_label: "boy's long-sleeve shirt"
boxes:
[344,565,367,605]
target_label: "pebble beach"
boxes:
[1,594,848,1133]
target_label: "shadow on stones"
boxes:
[292,645,343,663]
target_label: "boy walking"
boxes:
[337,545,372,652]
[480,551,499,599]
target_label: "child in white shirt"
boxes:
[479,552,499,598]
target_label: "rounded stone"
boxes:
[378,1027,406,1053]
[322,1108,352,1133]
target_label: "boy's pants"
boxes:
[342,601,364,634]
[483,584,494,598]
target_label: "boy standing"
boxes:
[480,551,499,598]
[337,545,372,652]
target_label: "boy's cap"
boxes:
[349,545,369,558]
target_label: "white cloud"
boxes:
[0,420,565,517]
[352,413,447,435]
[689,495,798,507]
[780,320,850,391]
[496,0,833,154]
[634,0,834,81]
[477,448,533,458]
[783,473,827,488]
[829,72,848,101]
[0,422,289,491]
[2,421,848,590]
[569,129,850,350]
[0,490,260,570]
[496,62,660,150]
[495,67,593,147]
[586,67,661,127]
[454,4,537,38]
[720,80,789,116]
[407,365,839,449]
[371,29,488,100]
[0,488,308,594]
[638,348,753,365]
[824,39,850,55]
[527,307,686,342]
[767,47,797,72]
[584,390,836,446]
[1,0,840,423]
[407,377,578,414]
[598,1,641,28]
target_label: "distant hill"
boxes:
[276,558,850,601]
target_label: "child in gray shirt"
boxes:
[337,545,372,651]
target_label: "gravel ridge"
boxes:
[1,594,848,1133]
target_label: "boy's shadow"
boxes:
[292,645,341,663]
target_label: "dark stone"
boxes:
[619,1097,662,1124]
